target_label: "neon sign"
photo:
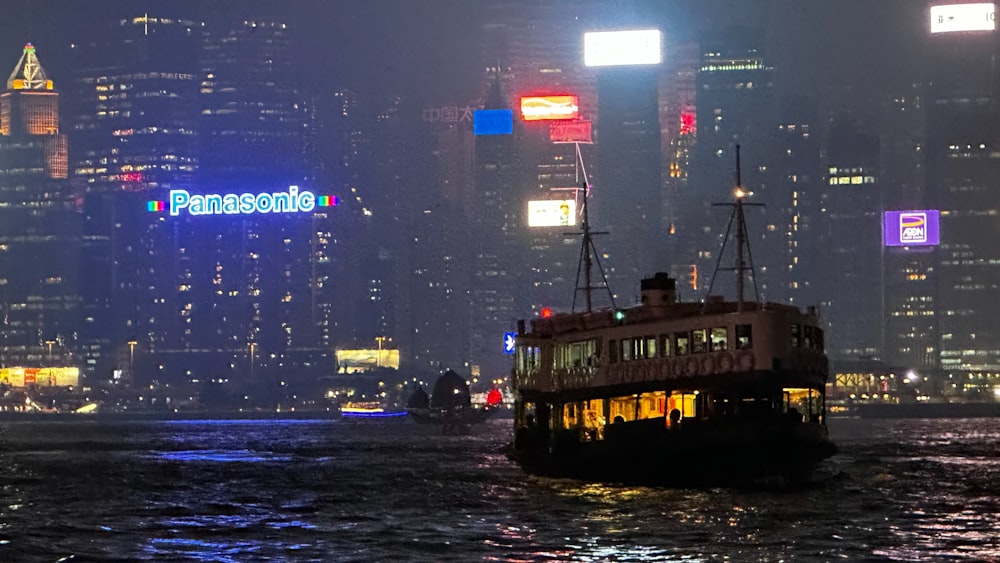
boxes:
[147,187,337,217]
[883,210,940,247]
[520,96,580,121]
[584,30,662,67]
[550,120,593,143]
[930,3,996,33]
[474,109,514,135]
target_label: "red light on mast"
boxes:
[541,307,553,318]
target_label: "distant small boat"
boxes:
[406,369,496,427]
[340,401,407,419]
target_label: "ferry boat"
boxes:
[509,151,836,486]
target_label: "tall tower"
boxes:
[923,2,1000,383]
[0,43,80,368]
[478,1,600,317]
[197,18,331,388]
[881,85,937,373]
[689,28,776,299]
[587,29,665,302]
[469,72,525,377]
[820,116,883,362]
[69,14,203,381]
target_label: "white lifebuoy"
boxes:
[737,351,755,371]
[660,361,672,379]
[719,352,734,372]
[687,357,700,376]
[701,355,716,375]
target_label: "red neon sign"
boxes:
[549,120,593,143]
[520,96,579,122]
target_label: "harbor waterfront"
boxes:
[0,416,998,561]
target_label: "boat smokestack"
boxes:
[640,272,676,308]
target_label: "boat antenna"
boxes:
[569,177,616,313]
[704,145,762,312]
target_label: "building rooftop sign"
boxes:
[520,96,580,121]
[584,29,661,67]
[930,3,996,33]
[884,210,940,247]
[148,187,337,217]
[6,43,53,91]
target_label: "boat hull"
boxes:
[509,419,836,487]
[408,407,495,425]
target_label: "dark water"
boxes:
[0,417,998,562]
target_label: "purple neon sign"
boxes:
[883,210,940,247]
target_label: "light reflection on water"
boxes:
[0,417,996,561]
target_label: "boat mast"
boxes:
[705,145,762,312]
[570,142,615,313]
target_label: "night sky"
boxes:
[0,0,921,113]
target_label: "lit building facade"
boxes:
[923,2,1000,380]
[689,29,777,300]
[0,43,80,368]
[70,13,331,390]
[880,87,938,374]
[818,116,883,362]
[478,1,600,317]
[69,14,203,382]
[592,58,664,303]
[195,18,332,391]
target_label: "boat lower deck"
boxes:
[510,417,836,486]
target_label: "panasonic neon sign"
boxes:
[147,187,337,217]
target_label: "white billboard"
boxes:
[584,30,661,67]
[528,200,577,227]
[930,3,996,33]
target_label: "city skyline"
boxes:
[0,1,997,405]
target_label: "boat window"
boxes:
[645,335,657,358]
[736,324,753,349]
[515,345,541,373]
[783,387,823,424]
[658,333,672,357]
[621,339,633,361]
[710,327,727,351]
[667,392,697,427]
[675,332,689,355]
[691,328,708,354]
[638,391,666,420]
[803,325,814,350]
[554,339,597,369]
[790,323,802,348]
[609,395,638,423]
[562,402,581,429]
[608,339,618,364]
[520,402,537,428]
[582,399,605,440]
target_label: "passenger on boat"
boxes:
[669,408,682,427]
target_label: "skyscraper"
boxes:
[70,12,330,389]
[819,115,882,361]
[923,2,1000,381]
[0,43,80,368]
[689,29,776,300]
[591,38,664,303]
[69,14,203,381]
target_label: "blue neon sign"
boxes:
[163,186,332,217]
[503,332,517,355]
[474,109,514,136]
